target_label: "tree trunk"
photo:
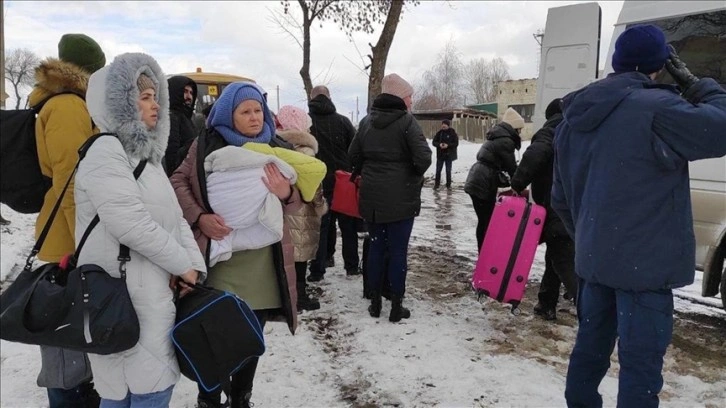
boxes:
[12,80,21,110]
[366,0,404,112]
[299,1,313,102]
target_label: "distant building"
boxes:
[496,78,537,139]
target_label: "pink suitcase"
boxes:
[472,195,546,313]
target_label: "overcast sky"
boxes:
[4,0,624,118]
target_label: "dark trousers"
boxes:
[197,310,269,404]
[47,381,99,408]
[326,211,360,271]
[295,261,308,293]
[565,280,673,408]
[435,158,453,187]
[538,236,578,309]
[470,195,496,251]
[367,218,415,297]
[310,193,333,276]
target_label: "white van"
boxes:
[533,1,726,309]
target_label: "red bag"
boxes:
[331,170,361,219]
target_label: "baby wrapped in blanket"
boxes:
[205,144,326,266]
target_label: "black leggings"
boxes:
[470,195,496,251]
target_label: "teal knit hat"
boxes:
[58,33,106,74]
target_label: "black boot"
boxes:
[297,289,320,311]
[534,302,557,321]
[230,391,252,408]
[389,294,411,322]
[368,292,382,318]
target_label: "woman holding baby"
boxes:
[171,82,324,408]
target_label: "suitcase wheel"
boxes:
[511,306,521,316]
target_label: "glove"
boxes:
[665,44,698,91]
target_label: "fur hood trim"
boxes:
[277,129,318,156]
[86,53,169,164]
[28,58,89,106]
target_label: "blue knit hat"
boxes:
[612,24,669,74]
[207,82,274,146]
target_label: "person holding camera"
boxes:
[552,25,726,407]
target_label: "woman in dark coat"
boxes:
[464,107,525,250]
[349,73,432,322]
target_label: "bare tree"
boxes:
[279,1,337,100]
[278,0,418,109]
[414,40,465,110]
[5,48,40,109]
[463,57,511,104]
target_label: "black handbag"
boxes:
[171,284,265,395]
[0,133,145,355]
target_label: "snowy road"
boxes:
[1,141,725,407]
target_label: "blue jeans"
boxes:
[565,279,673,408]
[100,385,174,408]
[367,218,415,297]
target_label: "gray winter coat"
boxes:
[76,53,207,400]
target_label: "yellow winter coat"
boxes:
[27,58,97,262]
[243,142,326,202]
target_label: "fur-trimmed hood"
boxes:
[276,129,318,157]
[86,53,169,164]
[28,58,89,107]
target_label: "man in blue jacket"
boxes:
[552,25,726,408]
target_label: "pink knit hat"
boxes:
[381,73,413,100]
[277,105,312,132]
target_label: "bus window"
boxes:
[630,11,726,89]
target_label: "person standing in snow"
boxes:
[307,85,361,280]
[28,32,106,408]
[276,105,327,312]
[171,82,303,408]
[165,75,198,175]
[78,52,206,406]
[552,25,726,407]
[464,108,525,251]
[510,98,577,321]
[432,119,459,190]
[349,73,432,322]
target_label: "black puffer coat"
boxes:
[308,94,356,193]
[510,113,568,238]
[349,94,432,224]
[464,123,521,201]
[166,75,198,175]
[432,128,459,160]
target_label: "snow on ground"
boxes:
[1,141,724,407]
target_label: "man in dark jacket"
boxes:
[511,98,576,321]
[432,119,459,189]
[165,75,198,176]
[307,85,360,280]
[349,73,432,322]
[552,25,726,408]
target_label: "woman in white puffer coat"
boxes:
[75,52,206,407]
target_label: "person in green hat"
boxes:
[28,32,105,408]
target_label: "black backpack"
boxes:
[0,92,81,213]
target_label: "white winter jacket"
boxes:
[205,146,298,266]
[77,53,206,400]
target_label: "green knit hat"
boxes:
[58,33,106,74]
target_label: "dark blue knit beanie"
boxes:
[612,24,669,74]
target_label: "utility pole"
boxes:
[355,96,359,123]
[533,29,545,74]
[1,0,7,109]
[276,85,280,112]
